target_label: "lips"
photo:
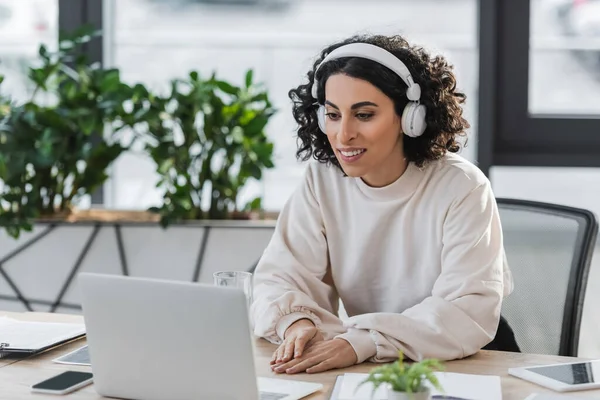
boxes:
[339,149,365,157]
[337,148,366,163]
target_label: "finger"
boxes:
[285,354,328,374]
[293,330,315,358]
[275,343,287,363]
[272,356,305,373]
[273,336,323,368]
[306,359,334,374]
[283,338,298,362]
[271,345,282,365]
[277,338,294,363]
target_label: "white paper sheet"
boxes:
[524,394,600,400]
[337,371,502,400]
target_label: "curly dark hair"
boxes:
[288,34,469,169]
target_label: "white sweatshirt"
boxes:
[250,153,513,363]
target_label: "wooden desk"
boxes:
[2,312,600,399]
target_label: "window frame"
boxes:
[478,0,600,176]
[58,0,104,203]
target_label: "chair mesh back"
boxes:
[499,205,584,356]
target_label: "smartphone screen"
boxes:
[32,371,93,391]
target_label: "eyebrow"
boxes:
[324,101,379,110]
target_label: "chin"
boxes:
[337,161,368,178]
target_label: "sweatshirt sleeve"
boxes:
[335,181,508,363]
[250,165,346,344]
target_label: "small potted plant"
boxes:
[358,351,444,400]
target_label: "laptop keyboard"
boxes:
[259,392,289,400]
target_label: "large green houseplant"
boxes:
[0,28,152,238]
[1,26,277,238]
[359,352,444,400]
[145,69,277,226]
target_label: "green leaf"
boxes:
[215,80,239,95]
[132,83,149,99]
[100,69,121,92]
[0,154,6,178]
[245,69,253,88]
[158,158,175,175]
[244,196,262,211]
[79,114,98,135]
[253,142,274,163]
[244,115,270,137]
[63,80,78,100]
[250,92,269,103]
[29,67,49,89]
[38,44,49,60]
[231,126,244,144]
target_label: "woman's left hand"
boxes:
[271,338,358,374]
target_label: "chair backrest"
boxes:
[497,198,598,356]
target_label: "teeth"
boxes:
[340,149,365,157]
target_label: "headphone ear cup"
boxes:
[317,106,326,133]
[401,102,427,138]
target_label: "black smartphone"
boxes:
[31,371,93,395]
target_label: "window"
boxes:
[530,0,600,115]
[104,0,479,211]
[478,0,600,172]
[0,0,58,102]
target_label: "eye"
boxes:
[356,113,374,121]
[325,112,340,121]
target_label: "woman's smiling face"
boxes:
[323,73,406,187]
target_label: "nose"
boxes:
[336,116,357,144]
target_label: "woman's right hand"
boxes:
[271,319,323,365]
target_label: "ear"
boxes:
[394,114,404,136]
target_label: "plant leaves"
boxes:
[357,351,444,395]
[100,69,121,92]
[215,80,239,95]
[244,114,269,137]
[245,69,253,88]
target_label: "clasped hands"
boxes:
[270,319,357,374]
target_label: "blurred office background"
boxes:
[1,0,600,358]
[3,0,599,212]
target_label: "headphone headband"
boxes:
[311,43,421,102]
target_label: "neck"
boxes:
[361,146,408,188]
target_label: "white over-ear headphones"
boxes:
[312,43,427,138]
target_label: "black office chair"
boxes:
[487,198,598,356]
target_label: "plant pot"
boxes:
[387,387,431,400]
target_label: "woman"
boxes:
[250,34,513,375]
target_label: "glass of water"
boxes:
[213,271,253,306]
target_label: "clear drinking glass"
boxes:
[213,271,253,307]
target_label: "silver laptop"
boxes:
[78,273,322,400]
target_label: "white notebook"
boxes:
[0,317,85,357]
